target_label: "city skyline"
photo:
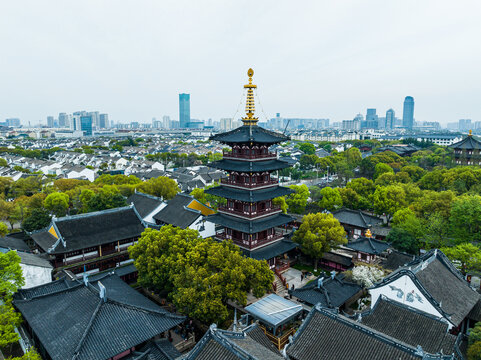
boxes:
[1,1,481,125]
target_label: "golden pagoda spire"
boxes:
[469,129,473,136]
[242,68,259,126]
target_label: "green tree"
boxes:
[273,196,288,214]
[299,142,316,155]
[0,251,24,348]
[136,176,179,200]
[286,184,310,214]
[129,226,273,324]
[53,178,89,192]
[338,188,364,210]
[292,213,346,270]
[44,192,70,217]
[386,228,419,255]
[372,185,406,222]
[470,322,481,345]
[0,222,8,237]
[449,195,481,243]
[87,186,127,212]
[299,154,318,170]
[22,208,51,232]
[468,341,481,360]
[401,165,425,182]
[441,243,481,274]
[0,158,8,167]
[345,147,362,169]
[318,187,343,211]
[373,163,394,180]
[346,177,375,198]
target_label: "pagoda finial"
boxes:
[469,129,473,136]
[242,68,259,126]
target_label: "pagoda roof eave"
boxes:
[207,213,293,234]
[208,159,290,172]
[205,185,294,202]
[209,125,290,145]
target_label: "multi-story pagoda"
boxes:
[449,130,481,165]
[206,68,296,269]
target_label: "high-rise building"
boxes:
[6,118,21,127]
[99,114,109,129]
[459,119,472,132]
[179,93,190,128]
[402,96,414,130]
[58,113,68,128]
[47,116,55,128]
[363,109,378,129]
[220,118,233,130]
[80,115,93,136]
[162,115,171,129]
[385,109,395,130]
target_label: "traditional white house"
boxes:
[369,249,481,332]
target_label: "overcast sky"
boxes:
[1,1,480,125]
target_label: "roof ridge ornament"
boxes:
[242,68,259,126]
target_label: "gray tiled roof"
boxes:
[152,193,201,229]
[291,274,361,308]
[286,306,452,360]
[210,125,289,145]
[346,237,391,255]
[242,239,297,261]
[361,297,457,356]
[13,274,184,360]
[371,249,481,327]
[128,192,164,218]
[333,208,383,229]
[449,135,481,150]
[183,324,283,360]
[31,206,145,254]
[0,232,31,251]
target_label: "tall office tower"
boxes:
[99,114,109,129]
[385,109,395,130]
[47,116,55,128]
[459,119,472,132]
[179,93,190,128]
[6,118,21,127]
[364,109,378,129]
[402,96,415,130]
[162,115,171,129]
[88,111,99,128]
[80,115,93,136]
[58,113,68,127]
[220,118,233,130]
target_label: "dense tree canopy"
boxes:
[287,184,310,214]
[129,226,273,324]
[292,213,346,269]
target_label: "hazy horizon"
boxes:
[1,1,480,125]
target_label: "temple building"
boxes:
[449,130,481,165]
[29,205,146,278]
[206,69,296,269]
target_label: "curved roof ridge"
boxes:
[72,299,103,359]
[55,205,134,223]
[105,297,185,320]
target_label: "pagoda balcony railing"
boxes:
[215,231,284,248]
[222,150,277,160]
[221,178,278,189]
[217,205,282,219]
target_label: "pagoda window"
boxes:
[252,203,257,211]
[244,204,250,213]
